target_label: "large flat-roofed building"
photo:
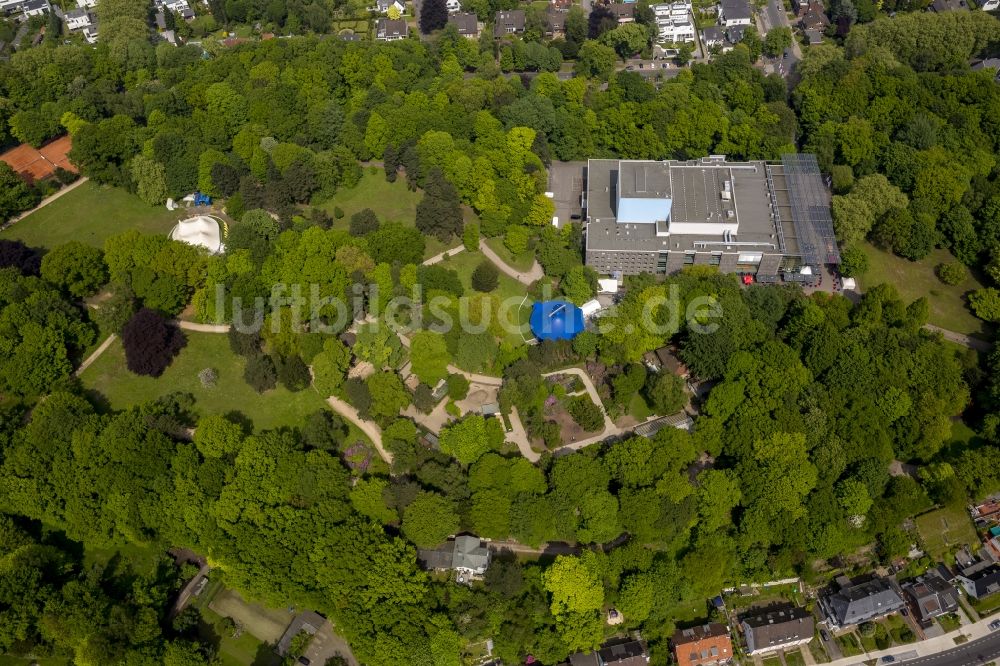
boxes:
[583,154,839,280]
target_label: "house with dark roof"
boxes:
[901,569,960,626]
[566,638,650,665]
[609,2,635,22]
[494,9,525,37]
[741,605,814,655]
[719,0,751,26]
[820,576,905,629]
[672,623,733,666]
[376,17,409,40]
[547,6,567,37]
[417,535,491,580]
[449,11,479,37]
[930,0,969,10]
[799,5,829,30]
[956,562,1000,600]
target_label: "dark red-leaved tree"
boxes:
[122,308,186,377]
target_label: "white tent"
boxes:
[598,278,619,294]
[169,215,223,254]
[580,299,602,318]
[841,277,857,291]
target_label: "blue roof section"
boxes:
[616,196,671,224]
[530,301,585,341]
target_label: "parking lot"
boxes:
[547,161,586,228]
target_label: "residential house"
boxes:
[971,498,1000,527]
[446,0,461,12]
[643,346,690,378]
[376,17,409,40]
[651,0,695,43]
[984,525,1000,560]
[547,6,567,37]
[820,576,906,629]
[565,639,650,666]
[718,0,752,26]
[741,605,814,655]
[494,9,526,37]
[901,569,960,626]
[798,2,830,30]
[154,10,167,29]
[804,28,823,44]
[22,0,50,17]
[0,0,23,13]
[338,31,362,41]
[725,24,746,43]
[930,0,969,10]
[701,25,728,50]
[956,561,1000,600]
[64,7,92,29]
[551,0,573,10]
[417,535,491,580]
[448,11,479,37]
[672,623,733,666]
[82,22,98,42]
[609,2,635,22]
[78,0,98,6]
[377,0,406,13]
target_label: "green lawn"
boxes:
[1,181,182,250]
[437,249,532,344]
[317,171,455,258]
[484,236,536,272]
[972,593,1000,616]
[783,649,807,666]
[84,541,165,577]
[938,612,961,633]
[200,607,281,666]
[835,632,863,657]
[627,393,652,420]
[79,332,328,431]
[914,505,978,561]
[859,242,992,338]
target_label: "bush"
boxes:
[344,377,372,418]
[244,353,277,393]
[333,206,345,219]
[937,261,966,286]
[413,384,438,413]
[839,244,870,278]
[227,328,261,356]
[276,354,310,392]
[566,395,603,432]
[95,287,137,335]
[349,208,379,236]
[446,374,470,401]
[471,261,499,293]
[301,410,348,451]
[121,308,187,377]
[539,420,561,449]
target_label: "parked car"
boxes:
[881,657,895,664]
[989,619,1000,631]
[820,629,830,641]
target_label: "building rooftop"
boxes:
[449,11,478,34]
[721,0,752,19]
[742,605,814,649]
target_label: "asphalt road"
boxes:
[884,631,1000,666]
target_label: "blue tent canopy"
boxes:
[530,300,585,341]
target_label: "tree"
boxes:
[471,261,499,293]
[561,266,597,305]
[40,242,107,298]
[311,339,351,395]
[350,208,380,237]
[970,288,1000,322]
[420,0,448,33]
[763,27,792,58]
[416,169,463,241]
[446,374,470,400]
[276,354,310,391]
[463,222,480,252]
[645,372,686,415]
[410,331,451,386]
[543,555,604,651]
[402,492,459,547]
[600,23,649,59]
[567,396,604,432]
[0,163,39,223]
[368,223,426,266]
[505,226,530,255]
[439,414,504,464]
[194,414,243,458]
[574,41,617,79]
[244,353,277,392]
[365,371,410,421]
[839,245,869,278]
[937,262,966,286]
[121,308,186,377]
[131,155,168,205]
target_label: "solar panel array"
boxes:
[782,153,841,266]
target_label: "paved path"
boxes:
[169,562,211,619]
[1,176,89,230]
[177,320,231,333]
[923,324,992,352]
[824,614,1000,666]
[488,539,579,556]
[423,244,465,266]
[506,406,540,462]
[478,238,544,285]
[326,396,393,464]
[396,328,503,386]
[75,334,116,376]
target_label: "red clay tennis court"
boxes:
[0,135,77,184]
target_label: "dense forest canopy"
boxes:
[2,5,1000,666]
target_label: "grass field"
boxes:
[200,606,282,666]
[84,540,165,577]
[437,249,532,343]
[1,182,181,250]
[914,504,978,560]
[783,649,807,666]
[208,588,292,643]
[860,242,992,337]
[318,171,455,259]
[79,332,328,431]
[484,236,536,272]
[835,632,863,657]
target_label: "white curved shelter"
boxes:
[169,215,223,254]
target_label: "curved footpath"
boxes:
[478,238,544,285]
[75,334,116,376]
[326,396,393,465]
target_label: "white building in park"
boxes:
[169,215,224,254]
